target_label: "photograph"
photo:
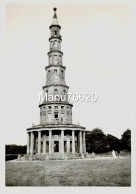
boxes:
[1,0,135,188]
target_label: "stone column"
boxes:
[78,132,80,153]
[27,132,30,154]
[38,131,41,155]
[43,135,46,154]
[52,140,54,153]
[30,132,34,154]
[59,140,61,153]
[72,130,75,154]
[67,137,70,153]
[79,131,83,153]
[49,130,52,154]
[61,130,64,154]
[33,133,36,154]
[83,131,86,153]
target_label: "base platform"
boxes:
[17,153,87,161]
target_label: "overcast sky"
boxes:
[2,3,135,145]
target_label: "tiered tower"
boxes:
[40,7,72,125]
[26,8,86,160]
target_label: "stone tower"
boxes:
[26,8,86,159]
[40,7,72,126]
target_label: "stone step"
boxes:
[19,152,86,161]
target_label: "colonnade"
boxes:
[27,130,86,155]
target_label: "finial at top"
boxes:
[53,7,57,19]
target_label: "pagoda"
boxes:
[26,8,86,159]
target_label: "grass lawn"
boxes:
[6,158,131,186]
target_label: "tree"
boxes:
[6,144,27,154]
[86,128,110,153]
[106,134,120,151]
[121,129,131,151]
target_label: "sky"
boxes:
[2,3,136,145]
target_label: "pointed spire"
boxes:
[51,7,59,26]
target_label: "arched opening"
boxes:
[54,141,59,152]
[54,55,57,64]
[54,40,57,47]
[63,89,66,99]
[54,88,58,95]
[54,30,57,35]
[45,90,48,101]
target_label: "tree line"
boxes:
[5,128,131,154]
[86,128,131,153]
[6,144,26,155]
